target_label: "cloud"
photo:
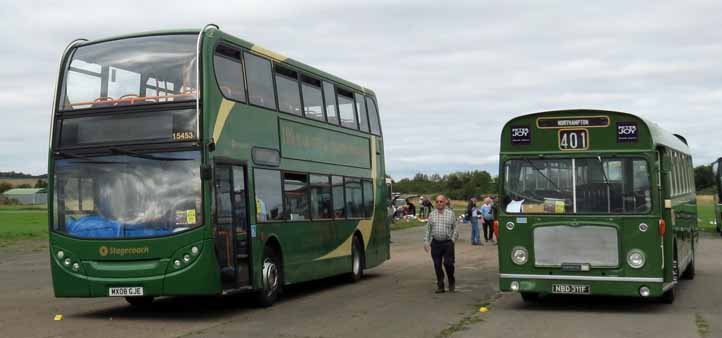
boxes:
[2,1,722,179]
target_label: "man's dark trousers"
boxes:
[430,239,455,289]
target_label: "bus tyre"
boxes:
[348,236,364,283]
[125,296,154,308]
[661,287,675,304]
[520,292,539,303]
[681,257,695,280]
[256,246,282,307]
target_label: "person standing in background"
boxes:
[481,197,495,244]
[467,197,481,245]
[424,195,458,293]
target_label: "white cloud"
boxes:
[1,1,722,178]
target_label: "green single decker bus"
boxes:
[712,158,722,234]
[497,109,697,303]
[48,25,389,307]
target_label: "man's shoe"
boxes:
[449,283,455,292]
[435,288,445,294]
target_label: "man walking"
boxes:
[424,195,458,293]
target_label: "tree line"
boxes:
[0,171,47,179]
[392,171,496,200]
[393,165,718,200]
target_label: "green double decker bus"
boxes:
[48,25,389,306]
[497,109,696,303]
[712,158,722,234]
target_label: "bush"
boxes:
[0,196,19,205]
[0,182,11,194]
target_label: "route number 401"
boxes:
[559,130,588,150]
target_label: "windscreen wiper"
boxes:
[523,158,562,192]
[596,156,611,186]
[595,156,612,212]
[109,147,193,161]
[54,150,123,164]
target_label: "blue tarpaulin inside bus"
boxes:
[65,215,172,238]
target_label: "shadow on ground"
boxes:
[72,273,381,321]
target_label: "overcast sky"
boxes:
[2,1,721,179]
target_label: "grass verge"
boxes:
[697,195,717,233]
[0,206,48,247]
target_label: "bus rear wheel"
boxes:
[348,236,364,282]
[256,246,282,307]
[125,296,154,307]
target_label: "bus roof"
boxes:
[73,27,375,97]
[501,109,690,154]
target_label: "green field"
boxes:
[697,195,718,233]
[0,205,48,247]
[0,196,717,247]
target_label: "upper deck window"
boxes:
[214,44,246,102]
[301,75,324,121]
[355,93,369,132]
[337,88,357,129]
[245,52,277,110]
[366,97,382,135]
[323,82,339,125]
[58,34,198,111]
[275,65,302,115]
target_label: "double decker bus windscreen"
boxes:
[58,34,197,110]
[504,157,651,214]
[53,151,203,239]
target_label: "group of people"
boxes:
[423,194,497,294]
[466,196,497,245]
[393,196,434,222]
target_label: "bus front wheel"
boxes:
[681,257,695,280]
[661,287,675,304]
[520,292,539,303]
[256,246,282,307]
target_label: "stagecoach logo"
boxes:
[511,125,531,145]
[537,116,610,129]
[99,246,149,257]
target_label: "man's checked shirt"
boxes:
[424,207,457,244]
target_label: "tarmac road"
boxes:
[0,226,720,338]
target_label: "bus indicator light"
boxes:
[659,218,666,237]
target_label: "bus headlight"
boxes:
[57,251,65,259]
[511,247,529,265]
[627,249,646,269]
[506,222,515,231]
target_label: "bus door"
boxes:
[214,164,251,289]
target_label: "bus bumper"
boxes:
[499,274,667,298]
[51,239,221,298]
